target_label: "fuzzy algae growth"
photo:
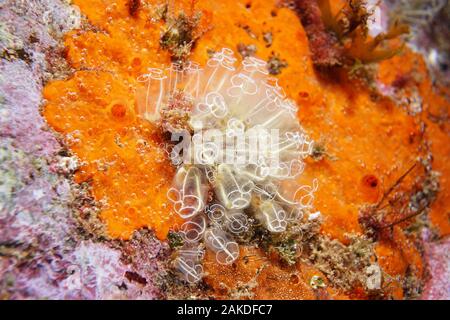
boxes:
[43,0,449,299]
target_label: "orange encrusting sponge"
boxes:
[44,70,183,240]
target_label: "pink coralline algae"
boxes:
[421,237,450,300]
[0,0,167,299]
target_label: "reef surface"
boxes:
[0,0,449,299]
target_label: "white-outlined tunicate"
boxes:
[137,48,319,284]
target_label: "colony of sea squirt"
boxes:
[135,48,319,283]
